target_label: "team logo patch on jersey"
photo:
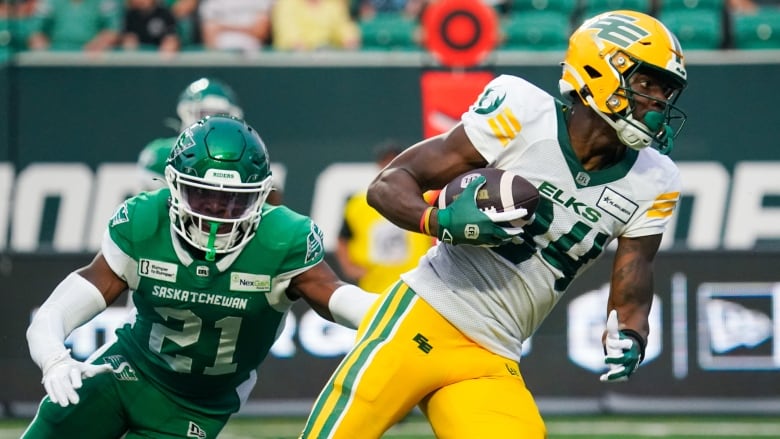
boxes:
[230,272,271,292]
[110,203,129,227]
[597,187,638,224]
[473,87,506,115]
[138,259,178,282]
[305,223,324,264]
[575,171,591,186]
[102,355,138,381]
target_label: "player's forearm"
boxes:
[607,240,653,338]
[27,273,107,371]
[367,167,433,233]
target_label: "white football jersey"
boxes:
[402,74,681,362]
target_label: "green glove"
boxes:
[436,175,525,246]
[600,310,646,382]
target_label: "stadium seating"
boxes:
[501,0,577,50]
[658,0,726,49]
[582,0,653,19]
[732,7,780,49]
[359,13,419,51]
[659,8,724,49]
[0,17,35,51]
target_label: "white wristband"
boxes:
[328,284,378,330]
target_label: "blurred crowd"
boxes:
[0,0,778,54]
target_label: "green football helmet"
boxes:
[165,115,273,259]
[177,77,244,130]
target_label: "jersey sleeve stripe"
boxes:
[647,207,676,218]
[651,200,677,210]
[487,108,522,146]
[656,191,680,201]
[648,192,680,218]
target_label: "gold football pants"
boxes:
[302,281,546,438]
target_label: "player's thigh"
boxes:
[21,371,127,439]
[303,283,449,439]
[421,371,546,439]
[108,359,230,438]
[125,400,229,439]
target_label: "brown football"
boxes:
[437,168,540,226]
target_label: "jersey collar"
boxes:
[555,101,638,188]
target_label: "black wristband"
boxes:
[619,329,647,364]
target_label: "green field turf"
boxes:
[3,415,780,438]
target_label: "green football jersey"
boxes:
[103,189,325,414]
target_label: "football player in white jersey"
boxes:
[301,10,686,439]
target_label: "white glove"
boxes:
[41,350,113,407]
[599,310,644,382]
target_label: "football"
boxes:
[437,168,540,226]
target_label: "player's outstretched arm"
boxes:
[287,261,377,330]
[26,254,128,406]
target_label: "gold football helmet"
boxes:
[559,10,687,154]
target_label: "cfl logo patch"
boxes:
[464,224,480,240]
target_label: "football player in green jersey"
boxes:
[136,77,284,205]
[302,10,686,439]
[23,115,377,439]
[138,77,244,191]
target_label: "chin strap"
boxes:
[586,94,672,153]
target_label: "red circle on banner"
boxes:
[422,0,499,68]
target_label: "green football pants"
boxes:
[21,343,231,439]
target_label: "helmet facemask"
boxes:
[604,59,687,154]
[167,168,273,260]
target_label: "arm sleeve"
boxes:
[27,273,107,372]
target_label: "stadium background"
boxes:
[1,4,780,437]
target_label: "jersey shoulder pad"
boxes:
[635,149,682,195]
[255,205,325,269]
[108,189,169,245]
[463,74,558,163]
[467,74,554,117]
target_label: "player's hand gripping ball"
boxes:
[434,168,539,246]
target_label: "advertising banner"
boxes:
[2,251,778,415]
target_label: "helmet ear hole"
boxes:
[584,65,602,79]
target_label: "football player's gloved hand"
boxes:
[41,349,113,407]
[599,310,645,382]
[436,176,526,246]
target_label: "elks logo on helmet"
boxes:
[586,13,649,49]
